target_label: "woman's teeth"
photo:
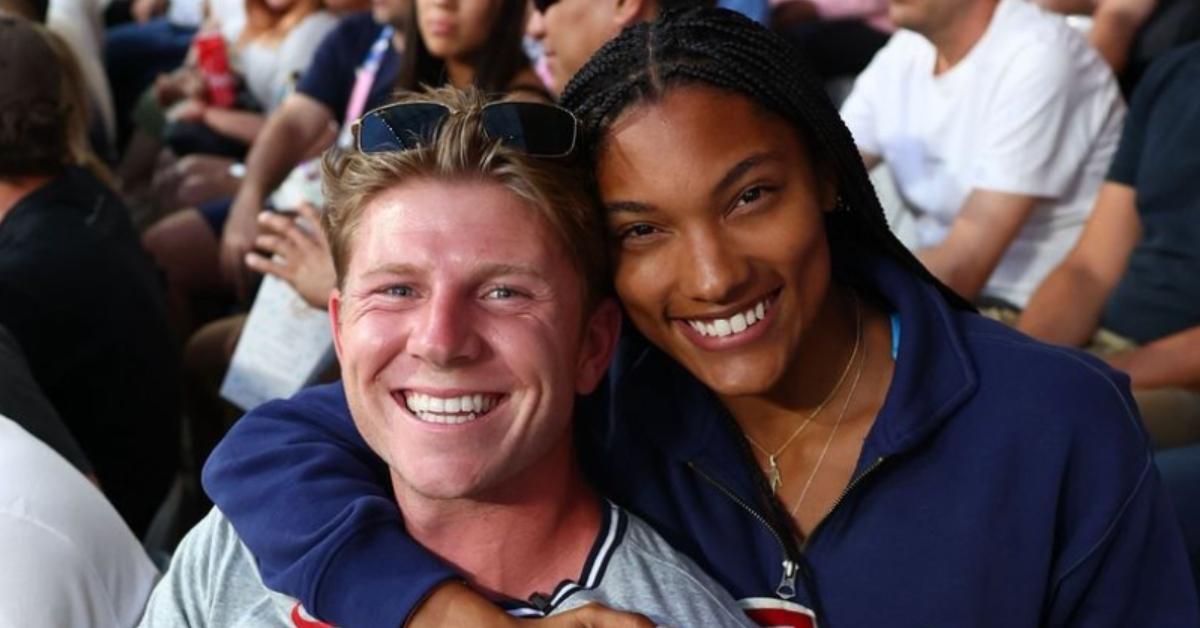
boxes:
[686,297,770,339]
[404,392,499,425]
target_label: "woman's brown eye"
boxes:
[624,224,657,239]
[737,186,764,206]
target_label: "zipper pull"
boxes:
[776,559,798,599]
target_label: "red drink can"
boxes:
[193,31,236,108]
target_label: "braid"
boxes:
[561,7,972,311]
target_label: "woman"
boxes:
[399,0,548,99]
[201,8,1198,627]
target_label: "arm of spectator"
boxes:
[220,93,336,300]
[1018,182,1140,346]
[1105,326,1200,390]
[1089,0,1158,73]
[774,0,889,22]
[1035,0,1098,15]
[245,204,336,310]
[916,189,1039,302]
[197,106,268,146]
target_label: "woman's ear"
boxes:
[819,177,839,214]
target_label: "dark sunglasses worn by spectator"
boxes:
[354,101,578,158]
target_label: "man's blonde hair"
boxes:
[322,87,610,309]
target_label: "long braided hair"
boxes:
[560,6,972,312]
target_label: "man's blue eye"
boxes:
[386,286,413,297]
[487,287,517,299]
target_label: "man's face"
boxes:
[887,0,962,35]
[527,0,625,93]
[332,179,615,501]
[372,0,411,26]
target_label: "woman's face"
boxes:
[417,0,503,61]
[597,86,835,398]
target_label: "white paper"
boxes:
[220,275,334,410]
[270,158,326,211]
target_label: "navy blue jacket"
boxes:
[203,255,1199,627]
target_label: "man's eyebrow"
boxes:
[361,262,423,278]
[475,263,549,282]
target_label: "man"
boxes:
[218,0,408,297]
[1018,41,1200,451]
[527,0,713,93]
[0,15,180,535]
[139,89,755,628]
[839,0,1125,308]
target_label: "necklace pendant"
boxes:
[767,455,782,494]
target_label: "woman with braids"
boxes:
[198,8,1199,627]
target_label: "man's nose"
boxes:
[526,2,546,41]
[409,291,483,368]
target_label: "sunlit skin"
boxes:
[330,179,617,503]
[418,0,503,72]
[597,86,895,532]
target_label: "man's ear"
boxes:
[575,298,622,395]
[329,288,346,365]
[613,0,652,28]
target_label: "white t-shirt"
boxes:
[840,0,1125,307]
[0,415,159,628]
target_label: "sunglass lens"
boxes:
[359,102,450,153]
[483,103,575,157]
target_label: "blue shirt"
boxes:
[296,12,403,126]
[1102,42,1200,344]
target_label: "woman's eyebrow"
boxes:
[605,200,655,215]
[711,151,783,196]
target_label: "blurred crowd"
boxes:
[0,0,1198,624]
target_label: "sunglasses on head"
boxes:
[532,0,560,13]
[354,100,578,158]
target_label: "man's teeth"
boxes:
[404,392,499,424]
[687,298,770,339]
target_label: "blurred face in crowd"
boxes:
[887,0,977,35]
[418,0,504,61]
[331,179,616,501]
[372,0,411,25]
[598,86,837,399]
[527,0,652,92]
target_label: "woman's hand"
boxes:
[244,203,337,310]
[407,582,655,628]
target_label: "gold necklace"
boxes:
[790,297,866,518]
[744,295,862,494]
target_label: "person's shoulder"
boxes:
[328,10,383,42]
[586,506,753,627]
[956,313,1144,442]
[987,0,1097,67]
[273,382,350,421]
[1134,40,1200,99]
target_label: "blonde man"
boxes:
[139,88,756,627]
